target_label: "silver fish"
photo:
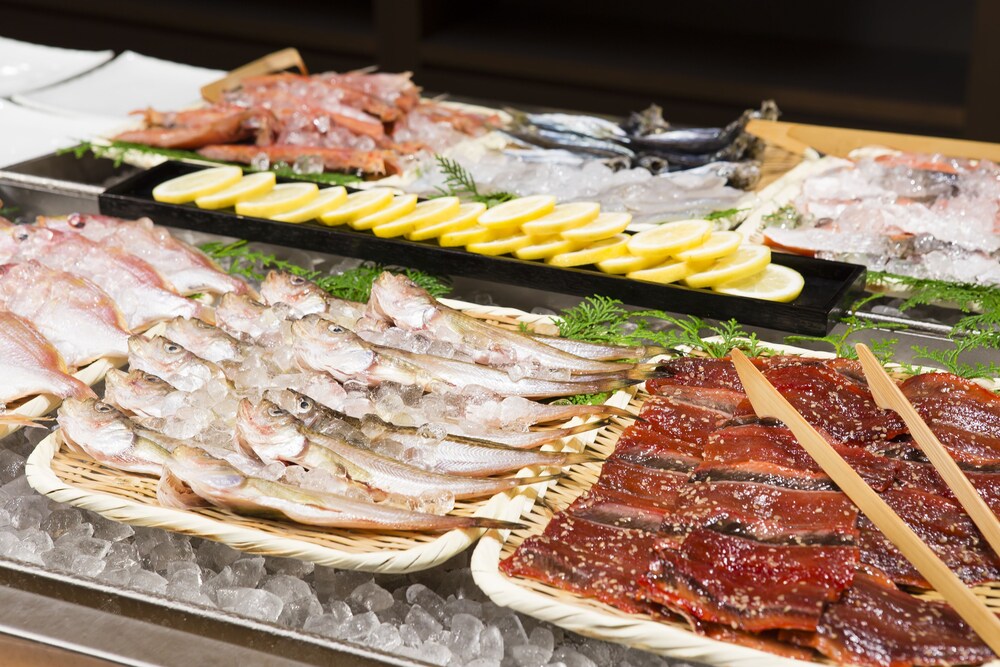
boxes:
[103,368,175,420]
[128,335,228,392]
[215,292,293,342]
[236,399,558,500]
[57,398,175,475]
[527,334,667,362]
[164,445,520,531]
[292,316,642,400]
[260,270,364,328]
[38,213,254,297]
[366,272,643,375]
[0,310,95,403]
[269,390,594,476]
[163,316,247,364]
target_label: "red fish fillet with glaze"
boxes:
[637,395,734,448]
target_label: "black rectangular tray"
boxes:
[100,161,866,335]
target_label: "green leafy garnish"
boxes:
[0,205,19,218]
[59,141,361,186]
[910,334,1000,380]
[560,392,613,406]
[704,208,749,223]
[785,315,906,359]
[199,239,450,302]
[762,204,803,228]
[433,155,516,208]
[866,271,1000,334]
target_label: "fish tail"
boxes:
[467,517,525,530]
[515,473,565,487]
[559,452,601,466]
[557,418,611,438]
[0,414,53,428]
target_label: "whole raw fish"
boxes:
[527,334,666,362]
[164,445,520,531]
[0,225,203,330]
[260,270,365,328]
[0,310,95,403]
[103,368,177,420]
[365,272,647,375]
[0,261,130,366]
[57,398,175,475]
[163,316,248,364]
[236,399,558,501]
[215,292,293,342]
[268,390,594,476]
[127,335,229,392]
[38,213,254,297]
[292,315,642,399]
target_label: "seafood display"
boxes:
[501,355,1000,665]
[115,71,499,176]
[54,261,659,532]
[752,150,1000,286]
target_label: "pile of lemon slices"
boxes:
[153,167,804,303]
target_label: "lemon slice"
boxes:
[407,203,485,241]
[154,166,243,204]
[595,252,661,274]
[513,236,577,261]
[467,234,534,256]
[477,195,556,231]
[373,197,463,238]
[521,202,600,236]
[439,225,497,247]
[319,189,394,226]
[547,234,629,267]
[675,230,742,265]
[561,212,632,244]
[627,219,713,259]
[196,172,276,210]
[713,263,805,302]
[627,260,692,285]
[683,245,772,289]
[271,186,348,223]
[236,182,318,218]
[350,194,418,230]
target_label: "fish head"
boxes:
[57,398,135,457]
[366,272,436,329]
[265,388,330,429]
[291,315,375,377]
[167,446,245,492]
[163,316,241,361]
[235,398,307,463]
[128,335,189,372]
[216,293,284,339]
[260,271,327,316]
[105,368,173,405]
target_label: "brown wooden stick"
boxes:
[201,48,307,103]
[855,343,1000,558]
[729,348,1000,653]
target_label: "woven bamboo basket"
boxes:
[472,344,1000,667]
[23,300,583,573]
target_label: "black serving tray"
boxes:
[100,161,866,335]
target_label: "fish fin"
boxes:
[557,418,611,437]
[640,346,670,360]
[469,517,525,530]
[515,473,565,487]
[0,414,53,428]
[558,452,602,466]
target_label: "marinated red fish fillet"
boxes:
[648,355,867,395]
[569,489,674,525]
[611,421,704,470]
[732,363,907,445]
[197,144,397,176]
[782,573,996,667]
[638,395,733,448]
[696,423,899,492]
[116,106,253,149]
[692,619,817,661]
[592,459,687,504]
[858,488,1000,587]
[900,372,1000,467]
[659,481,859,544]
[642,384,745,417]
[893,460,1000,515]
[640,529,858,633]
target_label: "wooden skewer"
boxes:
[855,343,1000,558]
[729,348,1000,654]
[201,48,308,103]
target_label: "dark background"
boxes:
[3,0,997,140]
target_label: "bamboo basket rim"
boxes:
[471,342,1000,667]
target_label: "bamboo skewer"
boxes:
[855,343,1000,558]
[729,348,1000,654]
[201,48,308,103]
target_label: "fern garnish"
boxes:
[433,155,516,208]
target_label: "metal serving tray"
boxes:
[100,161,867,336]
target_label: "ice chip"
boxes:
[251,152,270,171]
[231,556,266,588]
[40,508,84,540]
[479,625,504,661]
[350,580,394,612]
[130,569,168,594]
[219,587,284,623]
[404,604,443,641]
[0,449,25,485]
[303,613,343,638]
[263,573,314,603]
[337,611,379,641]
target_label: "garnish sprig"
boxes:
[433,155,516,208]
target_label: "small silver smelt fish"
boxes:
[103,368,175,420]
[260,270,365,329]
[527,334,667,362]
[235,399,559,501]
[292,316,642,400]
[57,398,176,475]
[366,272,644,376]
[269,390,595,476]
[164,446,521,531]
[127,335,228,392]
[163,317,248,364]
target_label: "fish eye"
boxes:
[267,406,287,418]
[298,399,312,410]
[143,374,162,383]
[328,325,344,334]
[14,230,28,242]
[164,342,181,353]
[68,218,86,229]
[290,275,306,286]
[94,402,113,413]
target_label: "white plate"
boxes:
[0,36,112,97]
[13,51,223,119]
[0,100,126,167]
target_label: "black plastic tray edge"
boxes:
[100,162,867,336]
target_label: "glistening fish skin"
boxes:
[103,368,175,420]
[260,270,365,329]
[269,390,594,476]
[236,399,559,500]
[0,311,95,403]
[0,261,130,367]
[38,213,254,298]
[528,334,667,362]
[366,272,639,374]
[163,317,247,364]
[127,336,228,392]
[57,398,174,475]
[292,316,642,400]
[165,446,521,531]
